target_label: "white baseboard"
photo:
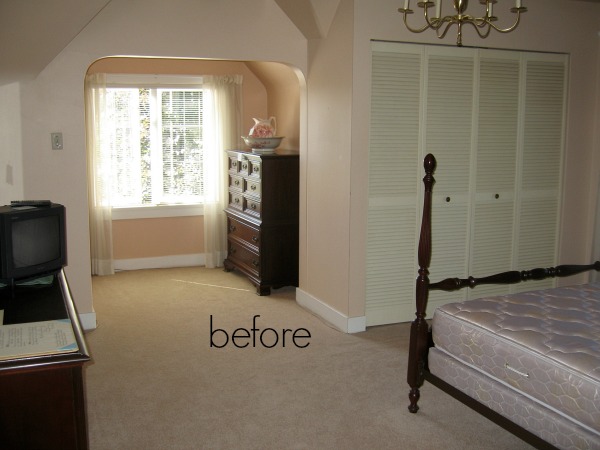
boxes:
[295,288,366,333]
[79,311,97,331]
[114,254,205,271]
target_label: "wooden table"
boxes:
[0,270,90,449]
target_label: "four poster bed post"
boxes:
[406,153,600,449]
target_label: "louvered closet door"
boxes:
[367,44,422,325]
[469,52,520,299]
[424,48,474,312]
[366,42,567,325]
[514,55,567,293]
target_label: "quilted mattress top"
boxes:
[432,282,600,432]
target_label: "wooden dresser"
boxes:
[223,149,299,295]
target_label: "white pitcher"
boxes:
[249,117,277,137]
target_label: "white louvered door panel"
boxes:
[367,45,422,325]
[469,54,520,298]
[514,56,566,293]
[425,48,475,311]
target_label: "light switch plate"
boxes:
[51,132,63,150]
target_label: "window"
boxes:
[103,76,205,207]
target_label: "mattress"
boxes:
[431,282,600,442]
[429,347,600,450]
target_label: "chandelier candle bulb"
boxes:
[516,0,521,7]
[435,0,441,19]
[404,0,409,10]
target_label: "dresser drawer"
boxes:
[238,158,251,177]
[229,174,243,191]
[244,196,261,218]
[248,159,261,179]
[227,217,260,249]
[228,155,241,174]
[227,240,260,277]
[244,179,261,198]
[228,191,244,211]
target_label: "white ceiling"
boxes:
[0,0,596,87]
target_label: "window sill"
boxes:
[112,204,204,220]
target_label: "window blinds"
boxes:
[103,85,204,206]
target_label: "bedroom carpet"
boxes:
[84,267,534,449]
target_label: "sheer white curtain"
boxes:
[85,73,242,273]
[203,75,243,268]
[85,73,115,276]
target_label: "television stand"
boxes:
[0,270,90,449]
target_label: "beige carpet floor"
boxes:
[84,267,533,449]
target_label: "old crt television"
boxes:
[0,203,67,283]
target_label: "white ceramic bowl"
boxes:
[242,136,284,153]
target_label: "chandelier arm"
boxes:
[473,17,490,28]
[486,11,525,34]
[399,10,436,34]
[465,20,493,39]
[436,19,459,40]
[422,7,448,31]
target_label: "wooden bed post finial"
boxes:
[407,153,436,413]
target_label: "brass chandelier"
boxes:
[398,0,527,47]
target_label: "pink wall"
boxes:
[112,216,203,259]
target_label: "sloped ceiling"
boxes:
[0,0,595,87]
[0,0,342,87]
[0,0,112,86]
[274,0,340,39]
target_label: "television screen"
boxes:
[12,215,61,268]
[0,203,67,283]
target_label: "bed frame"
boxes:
[407,153,600,449]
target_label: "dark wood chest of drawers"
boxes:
[223,149,299,295]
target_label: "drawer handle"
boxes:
[242,163,248,170]
[232,161,238,168]
[253,167,259,173]
[230,248,237,255]
[250,203,257,210]
[252,260,259,267]
[252,236,258,243]
[251,184,257,190]
[495,193,500,199]
[229,225,236,232]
